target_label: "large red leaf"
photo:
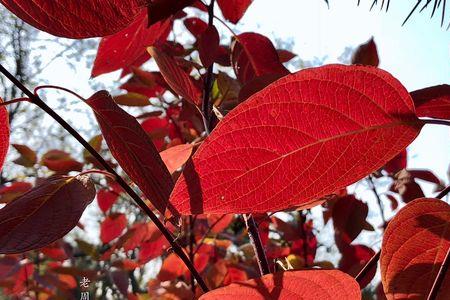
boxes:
[411,85,450,120]
[86,91,174,215]
[380,198,450,299]
[147,46,202,105]
[169,65,422,215]
[0,0,147,38]
[199,269,361,299]
[91,11,172,77]
[0,99,9,172]
[231,32,289,84]
[217,0,253,24]
[0,175,95,253]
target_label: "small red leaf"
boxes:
[217,0,253,24]
[97,189,119,213]
[86,91,174,215]
[91,11,172,77]
[100,213,127,244]
[352,37,379,67]
[169,65,421,215]
[0,175,95,253]
[381,198,450,299]
[0,99,9,172]
[41,150,83,174]
[339,244,376,288]
[231,32,289,84]
[147,46,202,105]
[411,85,450,120]
[184,17,208,38]
[199,25,220,68]
[160,144,194,174]
[0,0,147,38]
[12,144,36,167]
[383,150,407,174]
[113,93,151,107]
[199,269,361,299]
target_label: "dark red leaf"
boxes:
[86,91,174,215]
[147,46,202,105]
[352,37,379,67]
[147,0,195,26]
[381,198,450,299]
[393,169,425,203]
[111,270,129,296]
[383,150,407,174]
[92,11,172,77]
[0,0,147,38]
[231,32,289,84]
[339,244,376,288]
[41,150,83,174]
[199,25,220,67]
[217,0,253,24]
[199,270,361,299]
[169,65,421,215]
[277,49,297,63]
[0,175,95,253]
[411,85,450,120]
[184,17,208,39]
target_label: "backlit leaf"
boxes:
[160,144,194,174]
[199,269,361,299]
[217,0,253,24]
[147,46,202,105]
[0,0,147,38]
[91,11,172,77]
[0,98,9,172]
[411,84,450,120]
[0,175,95,253]
[169,65,422,215]
[86,91,174,215]
[100,213,127,244]
[12,144,36,167]
[380,198,450,299]
[199,25,220,68]
[113,93,151,107]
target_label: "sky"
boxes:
[15,0,449,276]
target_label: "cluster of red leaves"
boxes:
[0,1,449,300]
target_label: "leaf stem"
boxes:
[421,118,450,127]
[0,63,209,292]
[427,245,450,300]
[244,214,271,275]
[202,0,216,135]
[0,97,30,106]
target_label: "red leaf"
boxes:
[12,144,36,167]
[97,189,119,213]
[352,37,379,67]
[231,32,289,84]
[277,49,297,63]
[100,213,127,244]
[0,0,146,38]
[157,253,188,281]
[41,149,83,174]
[120,70,166,98]
[217,0,253,24]
[332,195,371,247]
[0,99,9,172]
[111,270,129,296]
[411,85,450,120]
[138,236,168,264]
[147,46,202,105]
[160,144,194,174]
[383,150,407,174]
[380,198,450,299]
[339,244,376,288]
[408,169,443,186]
[169,65,421,215]
[147,0,195,26]
[199,270,361,299]
[393,169,425,203]
[86,91,174,215]
[0,175,95,253]
[184,17,208,39]
[91,11,172,77]
[0,182,32,204]
[199,25,220,67]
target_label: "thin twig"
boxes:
[427,246,450,299]
[368,175,387,228]
[355,251,380,284]
[244,214,271,275]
